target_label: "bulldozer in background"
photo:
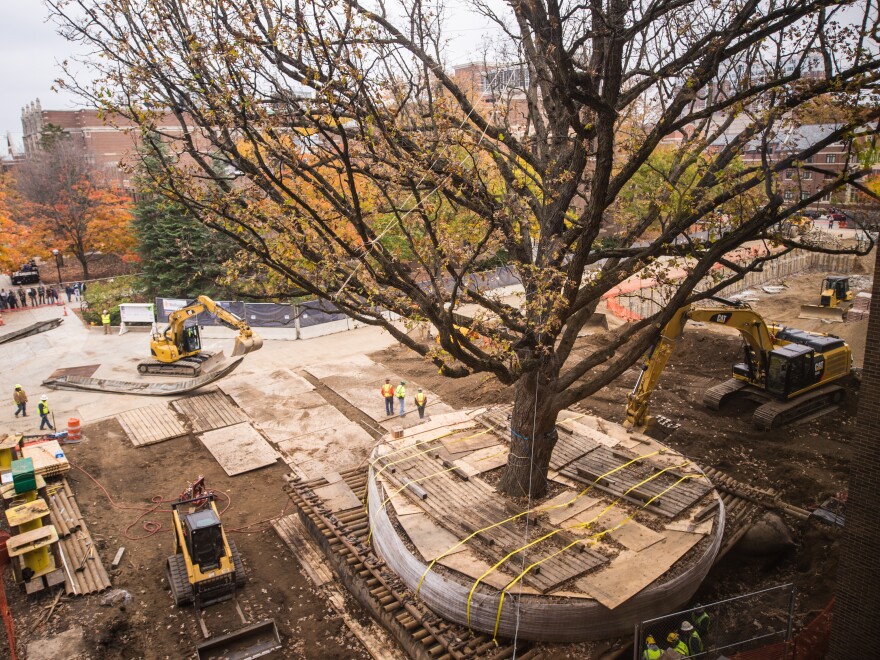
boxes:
[799,276,853,323]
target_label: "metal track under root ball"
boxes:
[138,351,220,377]
[752,385,845,430]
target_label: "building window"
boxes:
[821,193,832,202]
[784,190,794,200]
[785,169,794,180]
[805,155,814,163]
[801,192,809,201]
[825,154,837,164]
[802,171,812,179]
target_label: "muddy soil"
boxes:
[5,417,369,660]
[373,267,870,631]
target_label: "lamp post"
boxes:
[52,249,63,286]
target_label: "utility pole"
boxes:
[52,249,63,286]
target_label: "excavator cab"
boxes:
[181,325,202,354]
[765,346,818,397]
[182,508,225,571]
[819,276,852,307]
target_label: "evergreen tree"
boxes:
[132,149,235,299]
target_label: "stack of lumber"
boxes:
[20,441,70,479]
[847,292,871,321]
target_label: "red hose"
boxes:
[0,531,17,660]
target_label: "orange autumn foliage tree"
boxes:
[15,138,134,280]
[0,172,32,272]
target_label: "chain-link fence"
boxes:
[634,584,795,659]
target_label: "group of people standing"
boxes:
[12,385,55,431]
[643,606,710,659]
[0,285,61,310]
[381,378,428,419]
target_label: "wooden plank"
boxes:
[540,491,600,526]
[199,422,279,476]
[311,481,362,512]
[576,531,704,609]
[8,525,58,556]
[173,390,248,433]
[396,512,468,561]
[5,499,50,527]
[117,403,188,447]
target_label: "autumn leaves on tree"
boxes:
[50,0,880,497]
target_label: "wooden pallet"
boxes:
[172,390,248,433]
[117,403,189,447]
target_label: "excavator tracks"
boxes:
[752,385,846,430]
[702,378,749,410]
[137,351,220,377]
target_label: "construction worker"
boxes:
[395,380,406,417]
[666,632,688,656]
[680,620,702,655]
[642,635,662,659]
[102,309,112,335]
[691,604,711,638]
[13,385,28,417]
[381,378,395,416]
[415,388,427,419]
[37,395,54,431]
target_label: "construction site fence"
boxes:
[612,250,860,321]
[633,583,796,660]
[153,266,522,339]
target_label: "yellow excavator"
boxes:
[799,276,854,322]
[624,297,852,431]
[138,295,263,376]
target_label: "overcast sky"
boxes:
[0,1,500,153]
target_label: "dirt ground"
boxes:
[3,264,870,659]
[5,417,370,660]
[374,265,872,634]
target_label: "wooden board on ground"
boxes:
[199,422,280,476]
[20,441,70,478]
[437,549,539,594]
[232,391,351,444]
[576,530,703,609]
[396,512,467,561]
[278,422,375,479]
[172,390,248,433]
[456,445,508,476]
[116,403,188,447]
[311,480,362,512]
[541,492,600,526]
[48,364,100,379]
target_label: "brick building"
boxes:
[452,63,531,135]
[20,98,189,190]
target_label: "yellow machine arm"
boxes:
[624,301,777,430]
[161,295,263,359]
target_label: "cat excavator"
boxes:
[624,297,852,431]
[138,295,263,376]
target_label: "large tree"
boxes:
[15,131,134,280]
[52,0,880,497]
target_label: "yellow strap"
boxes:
[465,461,690,629]
[489,472,701,640]
[417,448,662,594]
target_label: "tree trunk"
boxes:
[76,252,90,280]
[496,358,560,500]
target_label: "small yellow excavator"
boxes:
[624,297,852,431]
[799,276,853,322]
[138,295,263,376]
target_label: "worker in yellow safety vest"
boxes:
[642,635,662,659]
[38,395,54,431]
[415,388,427,419]
[666,632,689,656]
[395,381,406,417]
[381,378,395,416]
[101,309,112,335]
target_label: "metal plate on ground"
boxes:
[173,390,249,433]
[47,364,100,379]
[311,480,362,512]
[117,403,189,447]
[199,422,280,476]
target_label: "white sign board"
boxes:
[119,303,156,324]
[163,299,189,313]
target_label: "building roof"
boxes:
[711,122,844,152]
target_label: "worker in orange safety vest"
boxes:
[381,378,395,416]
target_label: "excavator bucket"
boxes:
[799,305,845,322]
[196,619,282,660]
[231,333,264,357]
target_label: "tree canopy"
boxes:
[51,0,880,496]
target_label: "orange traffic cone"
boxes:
[63,305,68,317]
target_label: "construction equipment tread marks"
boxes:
[702,378,749,410]
[752,385,846,430]
[167,554,193,606]
[227,539,246,587]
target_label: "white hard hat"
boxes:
[40,395,48,401]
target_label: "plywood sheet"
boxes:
[117,403,188,447]
[173,390,248,433]
[439,432,499,455]
[541,492,600,526]
[278,423,374,478]
[228,390,348,444]
[396,512,467,561]
[199,422,280,476]
[576,531,703,609]
[457,446,508,476]
[312,481,362,512]
[20,441,70,478]
[437,549,539,594]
